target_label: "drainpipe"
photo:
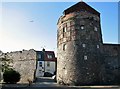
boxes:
[42,48,45,76]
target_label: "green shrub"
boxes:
[3,69,21,84]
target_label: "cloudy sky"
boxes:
[0,1,119,55]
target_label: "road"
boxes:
[1,86,120,89]
[1,77,120,89]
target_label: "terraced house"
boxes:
[36,49,57,77]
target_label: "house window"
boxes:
[63,44,67,51]
[84,55,87,60]
[80,25,84,30]
[38,54,41,59]
[97,45,99,48]
[47,54,52,59]
[82,44,86,47]
[47,62,50,67]
[39,62,42,67]
[94,27,98,31]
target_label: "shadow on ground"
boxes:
[1,77,120,89]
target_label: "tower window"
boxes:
[82,44,86,47]
[84,55,87,60]
[80,25,84,30]
[94,27,98,31]
[63,27,67,32]
[63,44,67,51]
[97,45,99,48]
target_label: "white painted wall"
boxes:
[36,61,56,77]
[36,61,44,77]
[45,61,56,75]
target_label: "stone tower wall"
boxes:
[0,51,3,82]
[57,11,103,85]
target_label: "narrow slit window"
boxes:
[84,55,87,60]
[80,25,84,30]
[63,44,67,51]
[82,44,86,47]
[94,27,98,31]
[97,45,99,48]
[63,27,67,32]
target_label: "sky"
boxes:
[0,1,119,55]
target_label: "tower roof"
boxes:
[64,2,100,16]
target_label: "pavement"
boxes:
[1,77,120,89]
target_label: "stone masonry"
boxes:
[0,49,37,83]
[0,50,3,82]
[57,2,120,85]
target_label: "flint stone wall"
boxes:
[0,51,3,82]
[3,49,37,83]
[57,11,103,85]
[102,44,120,84]
[57,10,120,85]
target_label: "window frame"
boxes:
[47,54,53,59]
[39,62,42,67]
[47,61,50,67]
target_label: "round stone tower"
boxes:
[57,2,103,85]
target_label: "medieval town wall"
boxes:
[102,44,120,84]
[0,49,37,83]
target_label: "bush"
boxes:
[3,69,21,84]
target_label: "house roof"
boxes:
[63,2,100,16]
